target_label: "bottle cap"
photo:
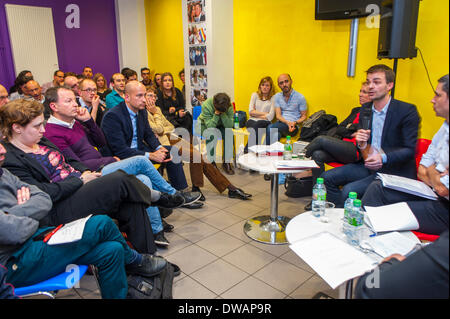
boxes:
[349,192,357,199]
[353,199,361,207]
[317,177,324,184]
[286,136,291,139]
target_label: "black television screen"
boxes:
[315,0,382,20]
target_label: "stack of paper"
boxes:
[363,232,419,258]
[275,160,319,170]
[364,202,419,233]
[377,173,438,200]
[248,142,284,156]
[289,232,376,289]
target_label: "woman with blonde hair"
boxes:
[244,76,276,152]
[93,73,112,102]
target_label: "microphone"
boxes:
[359,107,372,130]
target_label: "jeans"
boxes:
[321,162,376,208]
[245,119,271,150]
[7,215,135,299]
[266,121,298,145]
[101,156,177,234]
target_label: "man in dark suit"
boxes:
[321,64,420,207]
[101,81,202,208]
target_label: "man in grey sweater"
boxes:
[0,141,168,298]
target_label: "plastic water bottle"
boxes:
[234,113,240,129]
[346,199,364,246]
[312,178,326,217]
[283,136,293,160]
[343,192,358,236]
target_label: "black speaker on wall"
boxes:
[377,0,420,59]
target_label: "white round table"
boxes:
[237,152,308,245]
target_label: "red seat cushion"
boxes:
[412,231,439,242]
[327,162,344,168]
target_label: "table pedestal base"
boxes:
[244,215,291,245]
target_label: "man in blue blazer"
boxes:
[101,81,201,207]
[320,64,421,208]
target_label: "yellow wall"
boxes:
[234,0,449,139]
[144,0,185,90]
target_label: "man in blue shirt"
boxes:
[266,74,307,144]
[362,74,449,235]
[105,73,126,109]
[319,64,420,208]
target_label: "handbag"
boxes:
[284,175,313,198]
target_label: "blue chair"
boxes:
[14,265,89,299]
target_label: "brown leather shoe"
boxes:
[222,163,235,175]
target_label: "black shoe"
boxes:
[154,232,170,247]
[162,219,174,233]
[192,186,205,201]
[228,188,252,200]
[159,207,173,219]
[222,163,235,175]
[178,191,202,205]
[304,201,312,211]
[264,174,271,181]
[125,254,167,277]
[154,192,185,208]
[182,201,204,209]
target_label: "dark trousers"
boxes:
[162,145,188,190]
[48,170,157,254]
[321,162,376,208]
[266,121,299,145]
[245,119,271,150]
[362,179,449,235]
[306,135,358,181]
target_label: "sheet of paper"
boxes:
[47,214,92,245]
[363,232,419,258]
[289,232,376,289]
[248,142,284,154]
[276,160,319,169]
[377,173,438,200]
[364,202,419,233]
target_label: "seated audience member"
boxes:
[245,76,276,151]
[78,79,106,126]
[355,230,449,299]
[24,80,45,104]
[362,75,449,235]
[105,73,126,109]
[321,64,420,208]
[9,70,32,96]
[154,73,162,90]
[156,72,193,134]
[198,93,236,175]
[146,87,251,200]
[41,70,65,94]
[179,69,186,101]
[0,98,177,254]
[43,86,199,246]
[64,75,80,95]
[0,85,9,107]
[266,74,307,144]
[9,74,33,101]
[82,66,93,79]
[141,67,153,90]
[93,73,112,102]
[101,81,202,209]
[123,69,138,83]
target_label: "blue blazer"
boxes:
[358,98,421,179]
[101,101,161,160]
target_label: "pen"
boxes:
[43,224,63,243]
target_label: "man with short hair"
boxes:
[198,93,236,175]
[8,75,33,101]
[24,80,45,104]
[78,78,105,126]
[101,81,202,209]
[322,64,421,208]
[105,73,126,109]
[0,84,9,107]
[41,70,64,93]
[361,74,449,235]
[82,66,93,79]
[123,69,138,83]
[266,74,307,144]
[64,75,81,96]
[141,67,153,89]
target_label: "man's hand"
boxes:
[81,171,101,184]
[149,149,169,163]
[113,156,121,162]
[17,187,30,205]
[214,110,222,115]
[169,107,176,114]
[365,152,383,171]
[75,107,91,122]
[92,95,101,110]
[355,129,371,149]
[382,254,406,263]
[287,121,296,132]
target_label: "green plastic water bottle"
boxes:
[283,136,293,160]
[234,113,239,129]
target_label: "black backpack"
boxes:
[299,110,338,142]
[126,262,175,299]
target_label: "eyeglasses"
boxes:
[146,94,158,100]
[81,88,97,93]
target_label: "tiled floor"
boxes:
[50,165,339,299]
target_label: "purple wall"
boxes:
[0,0,120,90]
